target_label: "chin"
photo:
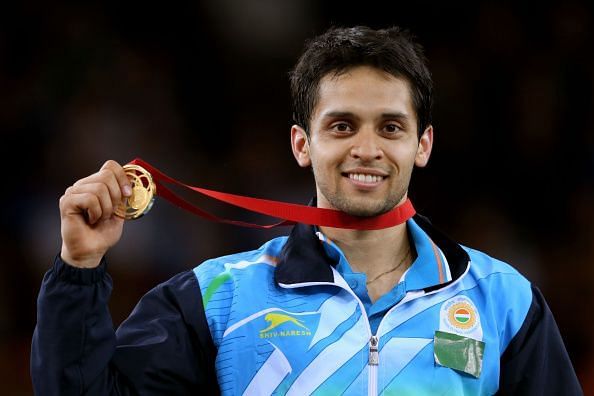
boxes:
[348,207,389,217]
[339,201,393,217]
[320,189,403,217]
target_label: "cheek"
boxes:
[309,146,341,169]
[311,159,335,182]
[387,146,418,167]
[310,155,342,189]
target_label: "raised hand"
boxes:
[59,160,132,268]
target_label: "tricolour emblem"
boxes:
[449,303,476,329]
[440,295,482,340]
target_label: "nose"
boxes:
[350,129,384,161]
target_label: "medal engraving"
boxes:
[115,164,156,220]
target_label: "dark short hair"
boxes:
[290,25,433,136]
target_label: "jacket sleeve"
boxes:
[31,255,219,395]
[497,285,583,395]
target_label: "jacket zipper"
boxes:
[335,282,379,395]
[331,278,382,395]
[369,335,379,395]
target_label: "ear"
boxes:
[415,125,433,167]
[291,125,311,167]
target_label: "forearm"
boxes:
[31,255,133,395]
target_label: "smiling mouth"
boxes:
[343,172,387,184]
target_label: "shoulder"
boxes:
[462,245,531,288]
[461,244,533,309]
[126,235,287,321]
[192,236,288,280]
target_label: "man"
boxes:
[32,26,582,395]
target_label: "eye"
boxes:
[330,122,353,133]
[383,123,403,136]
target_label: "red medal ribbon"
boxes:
[129,158,416,230]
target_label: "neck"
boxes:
[321,223,413,303]
[320,222,411,275]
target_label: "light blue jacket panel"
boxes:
[194,218,532,395]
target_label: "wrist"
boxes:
[60,245,104,269]
[54,254,108,285]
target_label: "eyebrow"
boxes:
[322,111,358,119]
[321,111,411,121]
[382,112,410,119]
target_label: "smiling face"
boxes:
[291,66,433,216]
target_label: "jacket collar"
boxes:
[275,222,335,285]
[275,213,470,291]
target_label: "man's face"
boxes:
[291,65,433,217]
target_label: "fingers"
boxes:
[74,171,122,204]
[60,191,103,224]
[61,160,133,224]
[74,161,132,196]
[65,183,115,223]
[100,160,132,197]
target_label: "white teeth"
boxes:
[348,173,383,183]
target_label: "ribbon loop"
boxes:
[127,158,416,230]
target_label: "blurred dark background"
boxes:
[1,1,593,394]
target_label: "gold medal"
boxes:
[115,164,157,220]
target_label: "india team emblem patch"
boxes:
[440,295,483,340]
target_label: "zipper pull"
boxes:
[369,336,379,366]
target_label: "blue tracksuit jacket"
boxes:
[31,215,583,395]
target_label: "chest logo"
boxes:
[440,295,483,340]
[259,313,312,338]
